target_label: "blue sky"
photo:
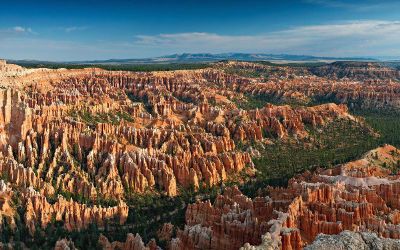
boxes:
[1,0,400,61]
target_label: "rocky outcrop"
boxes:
[310,61,400,81]
[0,61,393,249]
[158,223,175,241]
[305,231,400,250]
[171,186,301,250]
[0,180,16,230]
[98,233,158,250]
[172,145,400,250]
[54,238,77,250]
[24,188,128,234]
[0,61,354,202]
[238,71,400,111]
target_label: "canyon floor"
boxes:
[0,59,400,249]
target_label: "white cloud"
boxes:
[12,26,36,34]
[132,20,400,57]
[13,26,26,33]
[1,20,400,60]
[64,26,88,33]
[0,26,37,40]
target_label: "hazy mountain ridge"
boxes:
[8,53,379,65]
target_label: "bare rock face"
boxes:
[0,60,25,77]
[0,61,396,248]
[172,145,400,250]
[305,231,400,250]
[310,61,400,81]
[99,233,158,250]
[172,186,302,250]
[0,180,16,230]
[54,238,77,250]
[0,61,353,204]
[225,61,400,110]
[24,189,128,234]
[158,223,175,241]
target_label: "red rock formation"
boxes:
[172,145,400,250]
[23,188,128,234]
[310,61,400,81]
[99,233,158,250]
[238,72,400,110]
[0,60,394,248]
[158,223,175,241]
[54,238,77,250]
[0,61,353,204]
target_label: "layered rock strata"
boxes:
[0,60,393,248]
[172,145,400,250]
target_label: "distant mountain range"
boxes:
[8,53,382,65]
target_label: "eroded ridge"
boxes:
[171,145,400,250]
[219,61,400,110]
[0,61,354,238]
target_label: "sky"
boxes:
[1,0,400,61]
